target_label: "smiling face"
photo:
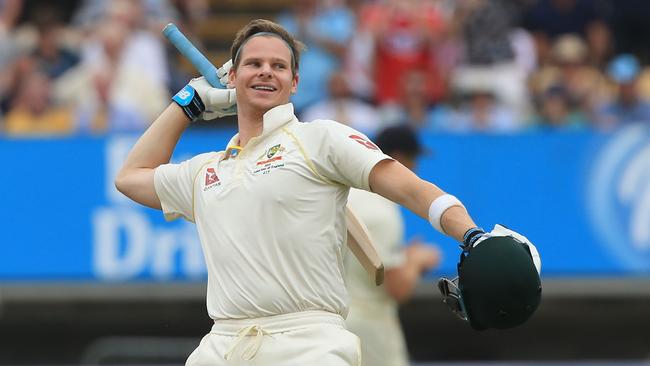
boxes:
[229,36,299,115]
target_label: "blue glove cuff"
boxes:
[172,85,205,121]
[461,227,485,252]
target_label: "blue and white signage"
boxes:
[587,125,650,271]
[1,127,649,282]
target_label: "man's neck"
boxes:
[236,106,265,148]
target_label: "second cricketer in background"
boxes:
[345,126,440,366]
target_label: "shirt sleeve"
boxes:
[153,152,218,222]
[308,120,392,190]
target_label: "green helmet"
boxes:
[438,235,542,330]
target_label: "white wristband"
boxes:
[428,194,464,234]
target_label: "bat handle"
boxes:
[163,23,222,88]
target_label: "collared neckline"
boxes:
[260,103,295,137]
[221,103,296,161]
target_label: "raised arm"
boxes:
[115,75,237,209]
[368,159,477,242]
[114,103,190,209]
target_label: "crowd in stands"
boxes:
[2,0,650,136]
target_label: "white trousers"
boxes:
[185,310,361,366]
[346,300,409,366]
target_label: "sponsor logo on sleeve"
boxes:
[349,134,379,150]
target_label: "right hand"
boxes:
[406,240,441,273]
[187,76,237,120]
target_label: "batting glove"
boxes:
[172,60,237,121]
[471,224,542,274]
[217,59,232,87]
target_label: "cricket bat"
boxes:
[163,23,385,285]
[345,206,385,286]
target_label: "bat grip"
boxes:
[163,23,222,88]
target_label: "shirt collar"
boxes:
[261,103,296,136]
[222,103,296,160]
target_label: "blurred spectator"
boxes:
[379,67,519,133]
[585,19,613,69]
[73,0,177,34]
[595,54,650,129]
[72,0,202,96]
[450,0,532,121]
[30,6,79,79]
[4,70,74,136]
[0,0,23,66]
[356,0,447,105]
[76,0,171,89]
[528,34,609,119]
[342,0,375,101]
[608,0,650,63]
[277,0,356,113]
[1,3,80,124]
[529,85,589,131]
[380,69,438,130]
[510,26,539,78]
[1,54,35,119]
[55,0,170,133]
[0,0,26,118]
[523,0,611,66]
[635,67,650,101]
[524,0,609,39]
[302,73,381,136]
[169,0,209,28]
[455,0,518,65]
[444,89,519,133]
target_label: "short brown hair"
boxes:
[230,19,305,76]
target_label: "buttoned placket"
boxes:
[226,135,263,183]
[234,150,245,181]
[236,137,255,181]
[220,104,295,185]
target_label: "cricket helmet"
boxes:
[438,236,542,330]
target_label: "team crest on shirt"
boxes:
[266,144,282,158]
[253,144,286,175]
[203,167,221,190]
[349,134,379,150]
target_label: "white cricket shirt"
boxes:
[154,103,391,320]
